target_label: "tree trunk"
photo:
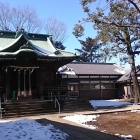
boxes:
[130,55,140,103]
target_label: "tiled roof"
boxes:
[0,30,76,58]
[66,62,125,75]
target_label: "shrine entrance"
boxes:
[5,66,39,101]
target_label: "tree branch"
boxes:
[101,20,140,28]
[133,51,140,54]
[128,0,140,13]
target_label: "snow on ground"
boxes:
[63,113,134,140]
[130,109,140,113]
[63,100,135,139]
[63,114,100,129]
[89,99,132,108]
[63,99,133,130]
[0,100,136,140]
[115,134,133,140]
[0,119,68,140]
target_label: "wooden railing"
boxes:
[52,92,60,114]
[44,86,68,100]
[44,86,79,99]
[68,91,79,98]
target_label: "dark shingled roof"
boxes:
[66,62,125,75]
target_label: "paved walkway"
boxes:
[5,105,140,140]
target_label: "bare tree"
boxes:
[0,3,43,33]
[44,17,68,43]
[0,3,11,30]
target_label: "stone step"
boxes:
[2,110,60,118]
[1,99,94,118]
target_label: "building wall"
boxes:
[0,61,57,100]
[60,75,121,100]
[0,69,6,101]
[36,62,55,98]
[79,89,119,100]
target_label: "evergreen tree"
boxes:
[75,37,101,62]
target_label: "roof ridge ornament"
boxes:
[15,28,29,38]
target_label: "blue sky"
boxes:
[0,0,139,67]
[0,0,93,53]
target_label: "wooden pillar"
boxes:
[29,69,32,96]
[5,67,11,101]
[89,75,90,89]
[39,66,43,99]
[109,76,111,88]
[99,75,102,99]
[17,70,20,100]
[5,68,8,101]
[24,70,26,97]
[78,75,80,98]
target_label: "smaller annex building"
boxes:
[117,67,140,98]
[57,62,126,100]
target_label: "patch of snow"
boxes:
[63,114,99,130]
[101,130,107,133]
[0,119,68,140]
[60,71,75,75]
[58,65,75,75]
[130,109,140,113]
[115,134,133,140]
[89,100,132,108]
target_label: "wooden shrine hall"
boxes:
[0,29,77,102]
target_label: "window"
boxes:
[79,82,117,90]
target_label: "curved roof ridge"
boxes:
[46,37,56,52]
[27,39,55,56]
[0,34,24,51]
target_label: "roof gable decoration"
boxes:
[15,29,29,39]
[20,42,31,50]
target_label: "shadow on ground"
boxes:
[94,104,134,112]
[36,118,122,140]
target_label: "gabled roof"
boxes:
[117,69,131,82]
[0,30,76,59]
[117,67,140,82]
[64,62,125,75]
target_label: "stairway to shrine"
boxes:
[1,100,59,118]
[1,99,94,118]
[59,99,94,112]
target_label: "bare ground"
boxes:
[87,111,140,140]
